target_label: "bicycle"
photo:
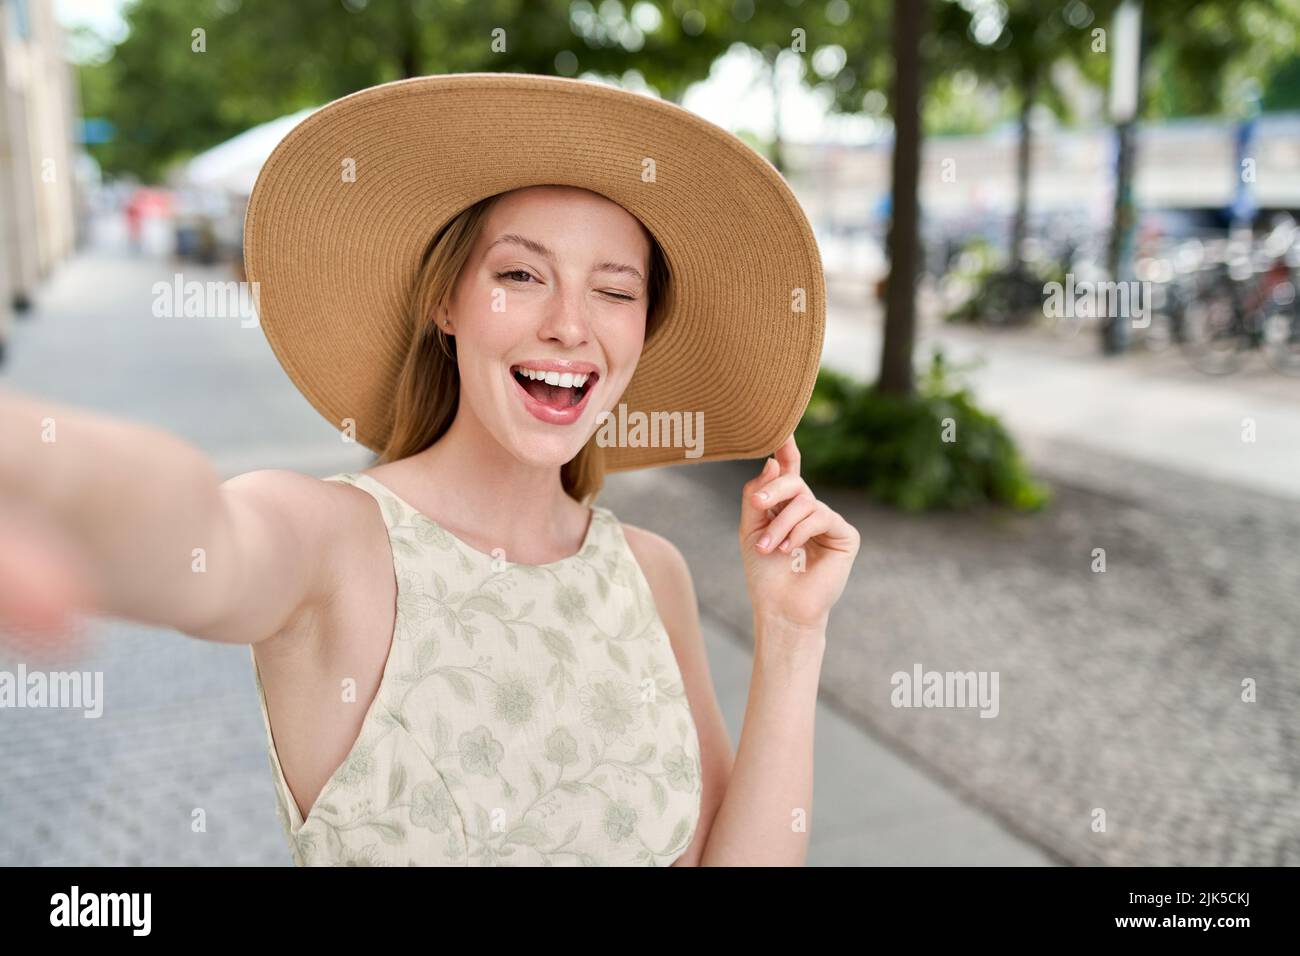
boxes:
[1179,251,1300,376]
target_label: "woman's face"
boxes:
[441,185,651,469]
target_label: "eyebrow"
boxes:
[486,233,644,284]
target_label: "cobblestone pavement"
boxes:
[0,621,292,866]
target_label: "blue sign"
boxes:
[78,118,115,145]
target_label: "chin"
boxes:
[506,433,592,470]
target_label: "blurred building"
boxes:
[794,113,1300,289]
[0,0,79,360]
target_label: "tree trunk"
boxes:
[769,52,785,175]
[1010,71,1036,271]
[878,0,927,397]
[399,0,421,78]
[1102,117,1136,353]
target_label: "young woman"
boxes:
[0,74,859,866]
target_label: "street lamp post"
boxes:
[1104,0,1144,356]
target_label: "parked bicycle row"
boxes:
[931,214,1300,377]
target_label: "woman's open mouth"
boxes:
[510,363,600,425]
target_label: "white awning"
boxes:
[179,107,317,196]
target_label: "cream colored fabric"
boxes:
[250,471,703,866]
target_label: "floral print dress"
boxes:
[249,471,703,866]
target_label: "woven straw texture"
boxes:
[244,72,825,471]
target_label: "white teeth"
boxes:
[514,366,594,388]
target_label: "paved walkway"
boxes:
[822,294,1300,501]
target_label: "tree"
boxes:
[931,0,1108,270]
[82,0,454,179]
[877,0,927,397]
[80,0,746,180]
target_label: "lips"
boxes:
[510,363,601,425]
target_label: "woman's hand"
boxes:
[739,435,860,633]
[0,496,93,660]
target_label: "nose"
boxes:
[536,279,593,349]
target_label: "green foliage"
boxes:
[941,237,1003,324]
[795,351,1050,513]
[79,0,746,181]
[941,237,1065,326]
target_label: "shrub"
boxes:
[795,349,1050,512]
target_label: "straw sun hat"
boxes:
[243,72,825,471]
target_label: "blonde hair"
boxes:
[379,190,670,504]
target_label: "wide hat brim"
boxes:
[244,72,825,471]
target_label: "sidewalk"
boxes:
[822,295,1300,501]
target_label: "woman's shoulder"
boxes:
[220,467,366,523]
[603,513,702,654]
[606,514,695,595]
[221,468,394,550]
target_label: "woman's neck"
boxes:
[381,402,589,565]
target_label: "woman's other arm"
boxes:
[630,527,826,866]
[628,435,858,865]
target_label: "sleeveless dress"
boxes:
[249,471,703,866]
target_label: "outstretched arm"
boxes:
[0,387,343,647]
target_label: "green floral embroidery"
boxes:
[459,725,505,777]
[663,746,698,793]
[579,674,644,746]
[338,843,387,867]
[253,472,703,866]
[492,678,538,726]
[553,584,587,623]
[336,749,375,787]
[410,781,453,833]
[603,801,639,842]
[544,727,579,767]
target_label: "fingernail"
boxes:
[758,534,770,550]
[754,491,769,502]
[779,540,790,552]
